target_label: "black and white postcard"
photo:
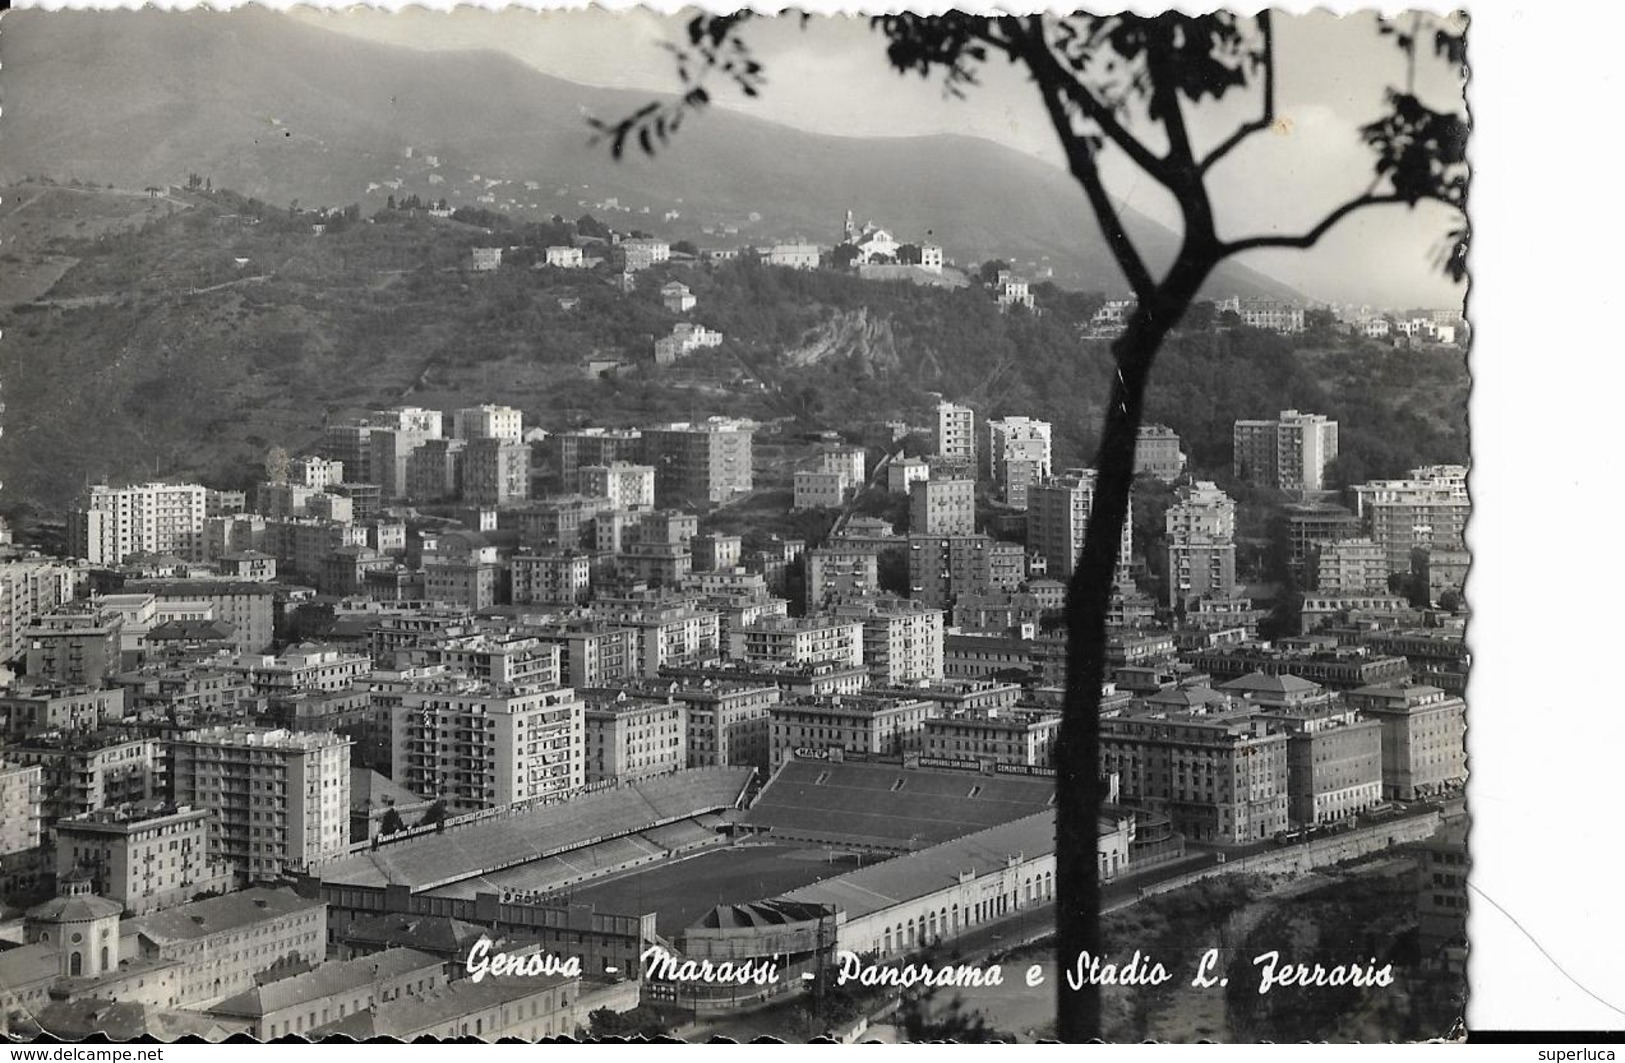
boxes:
[0,3,1497,1045]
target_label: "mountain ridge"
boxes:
[0,7,1301,299]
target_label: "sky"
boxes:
[280,4,1470,308]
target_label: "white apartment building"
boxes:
[454,405,524,442]
[1026,469,1134,582]
[831,596,945,686]
[392,680,585,812]
[584,694,687,783]
[70,483,208,564]
[0,559,75,663]
[169,727,351,880]
[934,402,977,466]
[737,616,863,669]
[1233,410,1339,493]
[578,462,656,510]
[1353,465,1471,576]
[986,417,1053,507]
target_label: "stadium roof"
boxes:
[316,767,753,892]
[778,811,1056,921]
[744,760,1054,849]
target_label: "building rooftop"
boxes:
[127,888,324,946]
[311,970,576,1039]
[209,947,443,1019]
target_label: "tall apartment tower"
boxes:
[1353,464,1470,576]
[909,478,976,536]
[640,419,754,506]
[986,417,1053,508]
[1165,481,1237,608]
[169,726,351,881]
[1233,410,1339,493]
[462,438,531,505]
[1026,469,1134,584]
[69,482,209,564]
[392,681,585,812]
[934,402,977,467]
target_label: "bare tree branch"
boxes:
[1144,23,1197,174]
[1011,16,1177,189]
[1200,12,1273,174]
[1017,29,1156,298]
[1220,190,1408,255]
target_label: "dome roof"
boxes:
[27,893,123,924]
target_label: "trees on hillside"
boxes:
[595,18,1466,1037]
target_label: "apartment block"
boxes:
[462,438,531,506]
[934,402,976,466]
[578,462,656,510]
[830,595,945,686]
[392,681,585,812]
[923,707,1062,768]
[453,405,523,442]
[69,482,208,564]
[1313,538,1391,594]
[1354,465,1470,577]
[907,533,1024,611]
[986,417,1052,507]
[1026,469,1134,584]
[0,559,75,663]
[510,551,592,606]
[169,726,351,880]
[0,762,43,857]
[909,478,975,535]
[1232,410,1339,493]
[806,547,880,609]
[1343,684,1467,801]
[1099,708,1289,844]
[1165,481,1237,609]
[639,419,754,505]
[768,693,939,766]
[55,804,234,915]
[737,616,863,669]
[583,692,686,783]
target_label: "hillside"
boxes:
[0,7,1298,300]
[0,185,1468,518]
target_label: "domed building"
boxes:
[24,867,123,979]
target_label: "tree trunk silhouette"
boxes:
[1056,249,1214,1041]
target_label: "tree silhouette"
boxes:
[592,11,1468,1043]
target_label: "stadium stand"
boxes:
[743,760,1055,850]
[316,767,753,893]
[425,815,732,902]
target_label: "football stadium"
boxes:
[303,755,1124,1011]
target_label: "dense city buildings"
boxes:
[0,189,1471,1043]
[1354,465,1471,576]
